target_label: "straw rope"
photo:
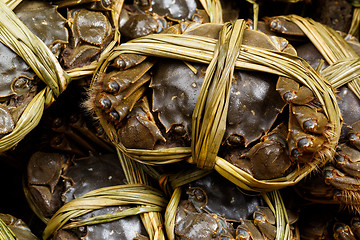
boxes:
[284,15,360,99]
[191,20,247,169]
[43,184,167,239]
[0,1,69,151]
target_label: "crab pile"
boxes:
[1,0,360,239]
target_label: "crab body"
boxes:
[87,22,332,182]
[26,153,147,239]
[175,173,298,239]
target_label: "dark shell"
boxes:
[73,10,111,46]
[120,13,158,39]
[0,1,67,98]
[185,172,265,221]
[337,86,360,139]
[296,42,329,71]
[151,59,285,146]
[175,172,265,239]
[61,155,147,240]
[14,1,68,48]
[0,104,14,134]
[0,213,37,240]
[149,0,199,20]
[27,153,147,239]
[0,43,35,98]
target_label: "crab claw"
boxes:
[111,53,147,70]
[242,124,291,180]
[292,105,328,134]
[117,97,165,149]
[335,144,360,178]
[288,114,325,162]
[276,77,315,105]
[236,220,263,240]
[263,16,306,37]
[324,166,360,191]
[253,207,276,240]
[87,58,154,126]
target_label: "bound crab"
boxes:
[0,0,68,136]
[263,15,360,214]
[86,19,337,190]
[25,152,149,240]
[175,172,299,239]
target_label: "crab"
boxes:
[0,0,68,135]
[60,6,114,69]
[0,213,38,239]
[119,3,168,40]
[25,152,148,240]
[263,16,360,214]
[87,21,332,182]
[175,172,298,239]
[324,120,360,214]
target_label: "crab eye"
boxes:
[253,212,265,224]
[69,114,79,123]
[101,0,111,7]
[227,134,244,146]
[352,218,360,229]
[172,125,186,136]
[270,20,278,30]
[51,135,63,146]
[52,117,63,128]
[114,58,126,69]
[333,223,349,233]
[236,228,250,239]
[192,188,206,203]
[303,120,315,131]
[96,126,105,135]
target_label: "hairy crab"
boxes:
[0,0,68,135]
[87,21,333,183]
[324,120,360,214]
[60,7,114,69]
[263,15,360,214]
[174,172,298,239]
[25,152,148,239]
[0,213,38,239]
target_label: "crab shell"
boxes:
[0,213,38,240]
[175,172,265,239]
[150,24,289,148]
[0,1,68,135]
[0,1,67,99]
[61,8,113,69]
